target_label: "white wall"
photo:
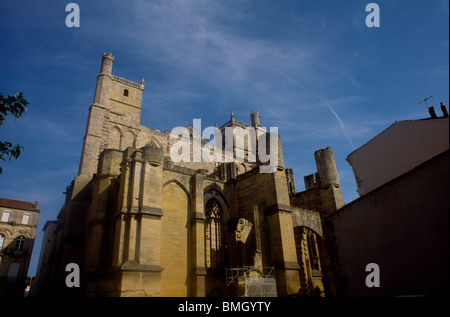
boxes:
[347,118,449,196]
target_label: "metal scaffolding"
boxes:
[225,266,277,297]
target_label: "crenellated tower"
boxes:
[75,52,145,196]
[250,110,260,127]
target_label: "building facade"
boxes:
[346,115,449,196]
[34,53,344,297]
[32,53,449,297]
[329,150,449,296]
[327,110,449,296]
[0,198,40,297]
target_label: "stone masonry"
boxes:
[34,53,344,297]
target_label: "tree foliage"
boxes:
[0,92,29,174]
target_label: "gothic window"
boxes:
[123,89,129,96]
[307,231,320,271]
[205,198,225,268]
[14,236,25,254]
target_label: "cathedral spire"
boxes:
[231,110,235,124]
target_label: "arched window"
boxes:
[205,198,225,268]
[306,231,320,271]
[123,89,129,96]
[14,236,25,254]
[0,234,5,252]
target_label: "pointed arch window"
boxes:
[306,230,320,271]
[205,198,225,268]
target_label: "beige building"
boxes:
[31,53,449,297]
[0,198,40,297]
[34,53,344,297]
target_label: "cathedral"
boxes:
[34,53,345,297]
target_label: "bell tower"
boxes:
[74,52,145,196]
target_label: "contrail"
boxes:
[269,64,307,89]
[316,94,355,149]
[269,64,355,149]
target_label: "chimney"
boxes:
[440,102,449,118]
[428,106,437,119]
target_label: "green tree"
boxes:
[0,92,29,174]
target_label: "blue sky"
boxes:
[0,0,448,277]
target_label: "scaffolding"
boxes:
[226,266,277,297]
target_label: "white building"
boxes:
[346,106,449,196]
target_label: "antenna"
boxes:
[418,96,433,109]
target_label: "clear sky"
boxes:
[0,0,448,277]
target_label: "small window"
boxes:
[14,236,25,254]
[1,210,11,222]
[123,89,129,96]
[22,213,30,225]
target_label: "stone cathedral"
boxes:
[36,53,345,297]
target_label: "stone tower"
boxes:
[313,147,344,214]
[75,52,145,195]
[250,110,260,127]
[289,146,345,296]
